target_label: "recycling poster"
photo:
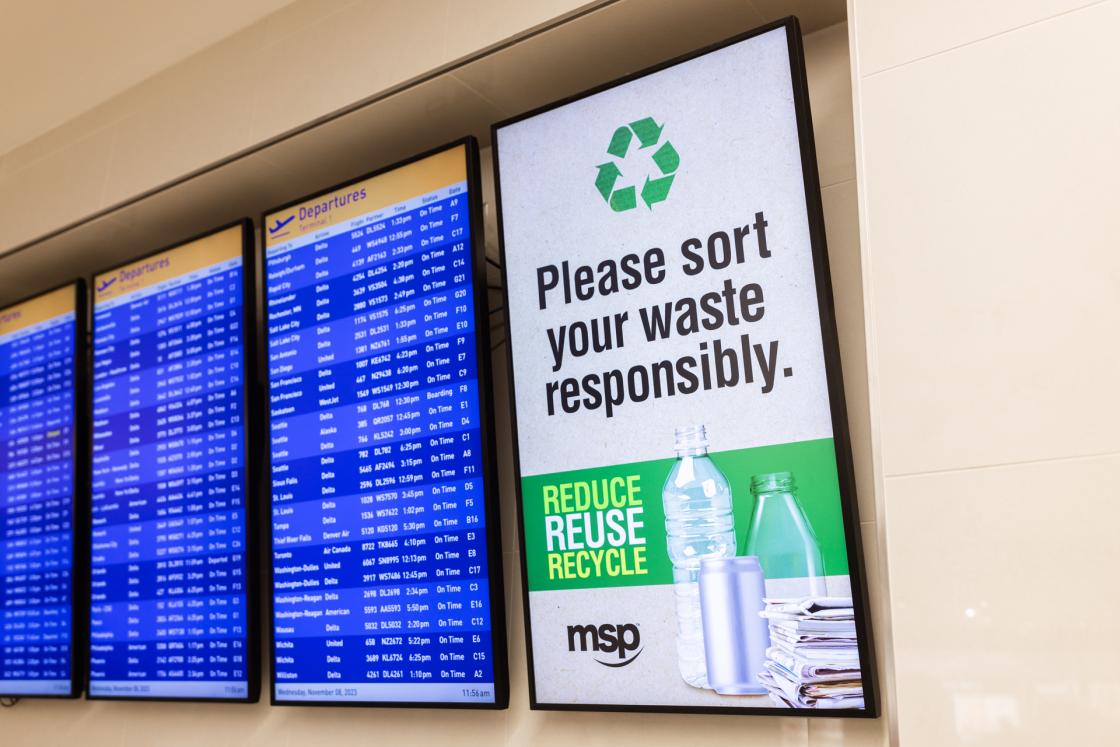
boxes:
[494,23,872,712]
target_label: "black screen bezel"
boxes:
[259,137,509,709]
[489,17,880,717]
[83,219,262,703]
[0,280,87,699]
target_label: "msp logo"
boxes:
[595,117,679,212]
[567,623,643,667]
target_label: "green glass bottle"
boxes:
[743,472,825,598]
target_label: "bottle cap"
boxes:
[750,471,795,493]
[673,424,708,452]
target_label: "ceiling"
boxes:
[0,0,296,155]
[0,0,848,299]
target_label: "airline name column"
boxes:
[0,306,75,694]
[268,182,495,701]
[89,256,249,699]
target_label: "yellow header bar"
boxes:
[0,285,75,339]
[94,224,243,305]
[264,144,467,249]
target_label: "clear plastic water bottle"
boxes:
[743,471,825,598]
[662,425,737,688]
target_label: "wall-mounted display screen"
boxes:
[88,223,258,701]
[492,19,877,715]
[262,139,506,707]
[0,283,83,698]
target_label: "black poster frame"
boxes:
[490,16,879,717]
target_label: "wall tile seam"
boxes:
[0,113,132,185]
[820,175,856,190]
[884,447,1120,482]
[440,0,455,66]
[245,0,367,143]
[439,0,618,71]
[258,0,364,54]
[740,0,774,26]
[858,0,1108,79]
[97,127,125,211]
[846,3,899,744]
[448,73,516,118]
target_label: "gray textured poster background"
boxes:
[497,27,832,479]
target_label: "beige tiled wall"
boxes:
[0,4,890,746]
[4,0,1111,742]
[849,0,1120,744]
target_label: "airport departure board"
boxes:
[0,284,82,697]
[262,140,506,707]
[88,223,258,701]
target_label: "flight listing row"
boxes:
[0,141,504,706]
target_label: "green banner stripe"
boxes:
[521,438,850,592]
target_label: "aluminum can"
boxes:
[698,555,770,695]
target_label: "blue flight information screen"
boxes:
[0,285,78,697]
[88,225,254,700]
[264,143,501,705]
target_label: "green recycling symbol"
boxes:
[595,117,679,212]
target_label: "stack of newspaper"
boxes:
[756,596,864,709]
